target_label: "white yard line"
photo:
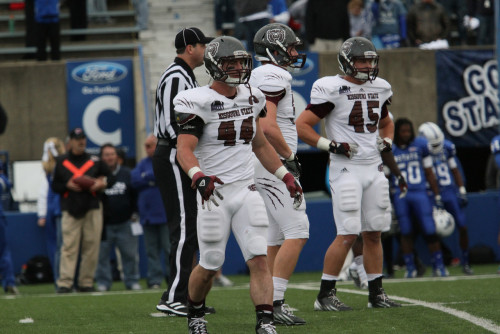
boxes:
[288,275,500,334]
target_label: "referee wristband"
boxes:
[317,137,331,152]
[187,166,203,179]
[274,166,288,180]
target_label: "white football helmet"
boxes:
[433,207,455,237]
[418,122,445,154]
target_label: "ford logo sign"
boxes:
[71,62,128,84]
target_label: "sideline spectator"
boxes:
[132,0,149,30]
[96,144,141,291]
[466,0,494,45]
[52,128,109,293]
[37,137,66,284]
[407,0,450,48]
[306,0,350,52]
[235,0,271,51]
[35,0,61,61]
[0,161,18,295]
[68,0,87,41]
[437,0,467,46]
[269,0,290,25]
[368,0,407,49]
[348,0,373,39]
[131,135,170,289]
[0,103,7,135]
[215,0,235,36]
[288,0,308,49]
[87,0,111,24]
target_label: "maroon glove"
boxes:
[191,172,224,210]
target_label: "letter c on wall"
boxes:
[83,95,121,145]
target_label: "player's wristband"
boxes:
[459,186,466,195]
[285,152,295,161]
[274,165,288,180]
[188,166,203,179]
[435,195,442,202]
[316,137,331,151]
[383,137,393,147]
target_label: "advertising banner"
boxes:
[436,50,498,147]
[66,59,136,157]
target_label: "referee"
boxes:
[153,27,213,317]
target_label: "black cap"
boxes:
[69,127,86,139]
[175,27,214,49]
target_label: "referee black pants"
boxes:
[152,143,198,304]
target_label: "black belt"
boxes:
[157,138,176,147]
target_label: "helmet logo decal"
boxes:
[207,42,219,59]
[266,29,285,44]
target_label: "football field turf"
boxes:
[1,264,499,334]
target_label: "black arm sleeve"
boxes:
[178,115,205,138]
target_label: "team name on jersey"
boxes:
[394,151,419,163]
[347,93,379,100]
[218,107,253,119]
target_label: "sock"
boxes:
[318,276,336,298]
[256,304,273,324]
[353,255,363,266]
[357,263,368,284]
[187,296,205,318]
[403,253,416,273]
[272,277,288,302]
[432,250,445,269]
[462,250,469,266]
[368,276,382,295]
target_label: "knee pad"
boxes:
[366,214,389,232]
[245,236,267,260]
[198,212,224,243]
[201,250,225,270]
[337,183,360,212]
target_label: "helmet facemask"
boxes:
[341,53,379,82]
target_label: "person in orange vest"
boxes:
[51,128,110,293]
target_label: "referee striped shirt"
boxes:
[154,57,199,141]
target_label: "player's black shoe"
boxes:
[463,265,474,275]
[188,316,209,334]
[368,288,401,308]
[273,299,306,326]
[156,300,188,316]
[157,300,216,316]
[314,288,352,311]
[256,318,277,334]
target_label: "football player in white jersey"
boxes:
[249,23,308,326]
[296,37,401,310]
[174,36,303,334]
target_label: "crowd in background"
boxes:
[215,0,495,51]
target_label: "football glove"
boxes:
[376,136,393,152]
[329,141,358,159]
[282,153,302,178]
[282,172,303,209]
[397,175,408,198]
[192,172,224,211]
[458,187,468,208]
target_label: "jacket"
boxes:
[52,150,109,218]
[102,165,136,225]
[130,157,167,225]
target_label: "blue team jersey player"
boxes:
[419,122,473,275]
[391,118,448,278]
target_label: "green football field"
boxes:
[1,264,499,334]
